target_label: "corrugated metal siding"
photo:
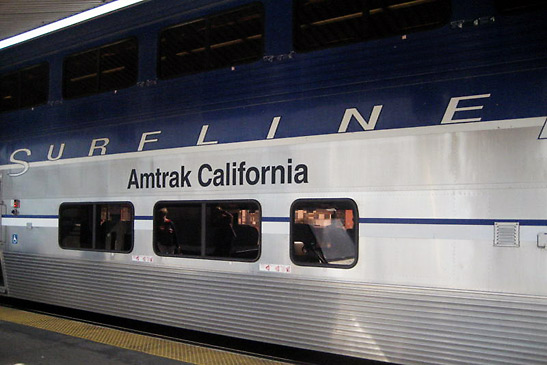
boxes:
[4,252,547,364]
[0,0,116,40]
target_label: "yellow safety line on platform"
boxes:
[0,306,290,365]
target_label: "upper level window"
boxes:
[291,199,358,268]
[59,202,134,252]
[158,3,264,79]
[154,200,260,261]
[294,0,451,52]
[63,38,138,99]
[495,0,547,14]
[0,63,48,113]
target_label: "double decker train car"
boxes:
[1,0,546,363]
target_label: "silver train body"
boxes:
[1,1,546,363]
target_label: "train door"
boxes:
[0,174,6,293]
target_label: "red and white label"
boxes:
[260,263,291,274]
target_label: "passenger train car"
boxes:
[1,0,546,363]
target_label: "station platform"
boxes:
[0,305,292,365]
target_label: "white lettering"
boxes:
[441,94,491,124]
[47,143,65,161]
[539,118,547,139]
[338,106,382,133]
[267,116,281,139]
[88,138,110,156]
[9,149,31,177]
[197,125,218,146]
[138,131,161,151]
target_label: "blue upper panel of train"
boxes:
[0,0,546,165]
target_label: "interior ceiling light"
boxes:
[0,0,144,51]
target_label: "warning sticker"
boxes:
[132,255,154,263]
[259,263,291,274]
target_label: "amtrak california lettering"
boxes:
[127,159,309,189]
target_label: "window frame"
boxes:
[62,37,139,99]
[293,0,451,52]
[153,199,262,262]
[157,2,265,79]
[290,198,359,269]
[58,201,134,253]
[0,62,49,113]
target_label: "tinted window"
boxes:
[495,0,547,14]
[154,201,260,261]
[59,202,134,252]
[158,3,264,78]
[291,199,358,267]
[63,38,138,99]
[294,0,451,51]
[0,63,48,112]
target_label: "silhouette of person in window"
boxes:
[210,206,236,257]
[155,208,178,255]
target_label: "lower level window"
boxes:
[154,200,260,261]
[291,199,358,268]
[59,202,133,252]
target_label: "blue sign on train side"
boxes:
[4,93,546,177]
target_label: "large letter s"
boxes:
[9,149,31,177]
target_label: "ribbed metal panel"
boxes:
[4,252,547,364]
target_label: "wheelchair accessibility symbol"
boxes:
[11,234,18,245]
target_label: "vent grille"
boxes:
[494,222,520,247]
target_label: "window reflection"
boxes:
[292,200,358,267]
